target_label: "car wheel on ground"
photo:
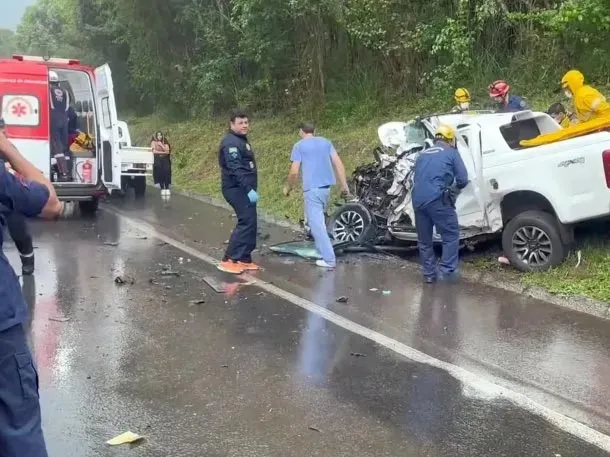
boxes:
[502,210,567,272]
[328,203,376,245]
[133,176,147,198]
[79,198,99,217]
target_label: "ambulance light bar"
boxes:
[11,55,80,65]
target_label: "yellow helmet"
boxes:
[435,124,455,142]
[454,88,471,103]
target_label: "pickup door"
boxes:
[94,64,121,191]
[455,124,502,235]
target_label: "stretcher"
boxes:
[520,115,610,147]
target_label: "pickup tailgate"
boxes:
[120,146,154,165]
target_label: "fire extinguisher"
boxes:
[82,159,92,184]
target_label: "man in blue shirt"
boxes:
[284,123,350,268]
[488,80,529,113]
[411,125,469,283]
[0,130,63,457]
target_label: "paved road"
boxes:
[4,190,609,456]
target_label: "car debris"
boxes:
[114,276,135,285]
[106,431,144,446]
[336,296,349,303]
[160,269,180,277]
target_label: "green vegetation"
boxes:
[0,29,17,57]
[12,0,610,301]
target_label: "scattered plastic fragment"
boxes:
[114,276,135,285]
[369,288,379,292]
[106,431,144,446]
[498,256,510,265]
[189,299,206,305]
[350,352,366,358]
[308,426,321,432]
[336,296,349,303]
[49,316,70,323]
[160,270,180,277]
[382,290,391,295]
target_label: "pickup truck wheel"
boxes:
[120,176,129,195]
[328,203,376,245]
[502,210,567,272]
[133,177,147,198]
[79,199,99,217]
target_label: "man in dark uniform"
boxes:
[0,129,63,456]
[217,110,259,274]
[0,119,35,275]
[411,124,469,283]
[49,70,71,181]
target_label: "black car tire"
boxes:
[328,203,376,245]
[133,177,147,198]
[502,210,567,272]
[79,199,99,217]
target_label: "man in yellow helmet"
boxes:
[411,124,469,283]
[560,70,610,123]
[452,88,471,112]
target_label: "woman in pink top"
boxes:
[151,131,172,196]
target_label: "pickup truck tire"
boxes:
[79,199,99,217]
[133,177,147,198]
[328,203,376,245]
[502,210,567,272]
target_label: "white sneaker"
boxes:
[166,189,171,196]
[315,259,336,269]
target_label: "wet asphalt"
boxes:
[3,188,609,456]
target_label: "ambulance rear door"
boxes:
[94,64,121,190]
[0,63,50,178]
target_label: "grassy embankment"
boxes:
[127,94,610,303]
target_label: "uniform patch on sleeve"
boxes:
[228,147,239,158]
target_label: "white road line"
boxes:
[103,205,610,452]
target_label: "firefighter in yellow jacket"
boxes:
[560,70,610,123]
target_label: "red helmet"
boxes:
[489,80,510,97]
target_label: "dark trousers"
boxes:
[153,155,172,189]
[0,324,48,457]
[51,121,69,176]
[4,213,33,256]
[414,197,460,279]
[222,187,257,263]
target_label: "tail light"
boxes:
[603,150,610,188]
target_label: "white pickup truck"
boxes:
[330,110,610,271]
[117,120,154,197]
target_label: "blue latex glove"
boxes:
[247,189,259,203]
